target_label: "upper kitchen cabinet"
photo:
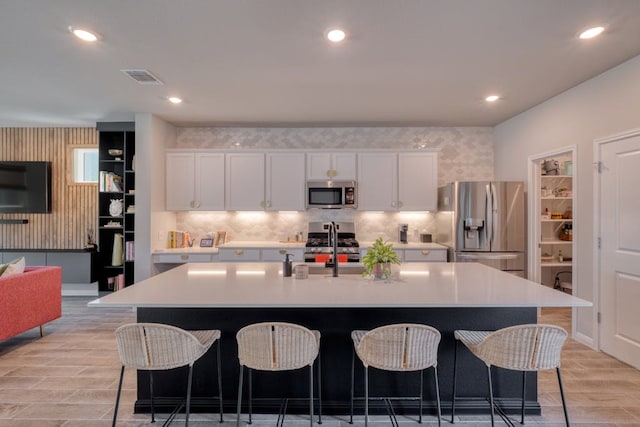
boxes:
[265,153,306,211]
[357,152,397,210]
[307,152,356,180]
[225,153,266,210]
[166,152,225,211]
[358,151,437,211]
[398,152,438,211]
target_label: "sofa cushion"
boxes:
[0,257,26,278]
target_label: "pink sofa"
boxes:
[0,266,62,341]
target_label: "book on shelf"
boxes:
[125,241,135,261]
[167,230,193,249]
[99,171,123,192]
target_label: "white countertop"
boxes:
[359,241,447,250]
[89,262,591,309]
[217,240,306,249]
[151,241,446,254]
[153,247,219,254]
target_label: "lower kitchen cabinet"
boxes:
[152,253,217,263]
[261,248,304,262]
[402,248,447,262]
[217,248,261,262]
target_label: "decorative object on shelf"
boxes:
[542,159,560,175]
[550,211,563,219]
[362,237,400,280]
[108,149,123,160]
[541,253,554,263]
[109,199,124,217]
[112,233,124,266]
[214,231,227,247]
[86,228,96,250]
[200,238,214,247]
[105,220,121,227]
[563,161,573,176]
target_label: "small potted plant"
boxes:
[362,237,401,280]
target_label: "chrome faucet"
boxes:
[329,221,339,277]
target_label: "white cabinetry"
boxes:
[307,152,356,180]
[402,248,447,262]
[261,248,304,262]
[225,153,266,210]
[217,246,304,262]
[166,152,225,211]
[357,152,437,211]
[218,247,261,262]
[266,153,306,211]
[398,152,438,211]
[357,152,397,210]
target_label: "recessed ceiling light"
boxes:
[68,26,98,42]
[579,26,605,39]
[485,95,500,102]
[167,97,183,104]
[326,28,346,43]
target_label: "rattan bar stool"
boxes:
[350,324,442,427]
[235,322,322,427]
[112,323,223,426]
[451,324,570,426]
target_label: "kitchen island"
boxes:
[89,262,590,417]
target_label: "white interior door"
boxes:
[599,130,640,369]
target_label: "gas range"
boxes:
[304,222,360,262]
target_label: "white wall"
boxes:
[494,53,640,345]
[134,114,177,280]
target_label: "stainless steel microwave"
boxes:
[306,180,357,209]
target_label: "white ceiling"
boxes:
[3,0,640,128]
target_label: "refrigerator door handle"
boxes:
[485,184,492,247]
[456,253,519,260]
[490,182,498,247]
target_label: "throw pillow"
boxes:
[0,257,25,278]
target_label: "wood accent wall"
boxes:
[0,128,98,249]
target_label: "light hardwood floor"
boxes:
[1,298,639,426]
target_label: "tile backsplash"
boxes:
[172,126,494,245]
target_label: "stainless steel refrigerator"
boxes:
[437,181,526,277]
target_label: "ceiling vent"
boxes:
[121,69,163,85]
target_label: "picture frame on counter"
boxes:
[199,238,214,248]
[214,231,227,247]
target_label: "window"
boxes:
[71,147,98,183]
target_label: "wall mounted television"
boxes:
[0,161,52,213]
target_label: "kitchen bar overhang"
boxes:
[89,262,590,416]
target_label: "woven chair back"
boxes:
[478,324,567,371]
[356,324,441,371]
[236,322,318,371]
[115,323,209,370]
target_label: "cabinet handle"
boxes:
[266,201,272,208]
[391,201,396,208]
[195,201,201,208]
[421,250,430,256]
[235,249,244,255]
[279,249,287,255]
[181,255,189,260]
[259,201,265,208]
[398,201,404,208]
